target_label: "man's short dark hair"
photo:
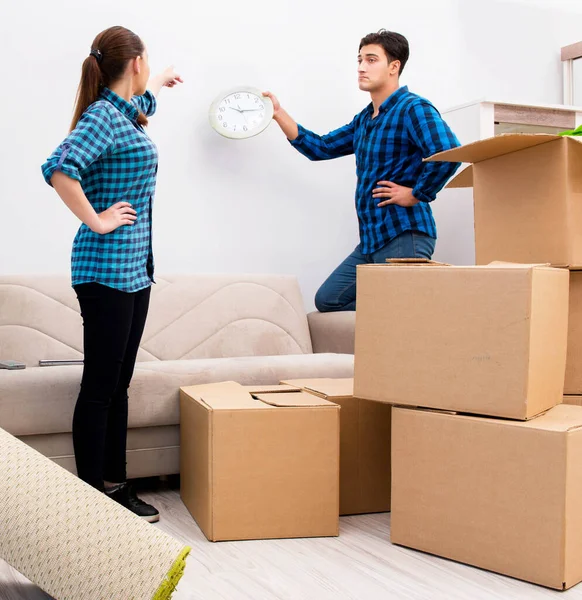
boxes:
[359,30,410,75]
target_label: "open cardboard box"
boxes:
[180,381,339,542]
[427,133,582,267]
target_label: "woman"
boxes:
[41,26,182,522]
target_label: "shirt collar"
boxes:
[367,85,409,116]
[100,87,139,122]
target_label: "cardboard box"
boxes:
[242,384,300,394]
[391,405,582,590]
[427,133,582,267]
[281,378,391,516]
[564,396,582,406]
[354,262,569,419]
[179,381,340,542]
[566,270,582,393]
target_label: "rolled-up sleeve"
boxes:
[41,105,115,187]
[132,90,157,117]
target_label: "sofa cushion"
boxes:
[0,353,354,436]
[0,274,313,366]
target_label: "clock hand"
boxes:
[236,104,249,124]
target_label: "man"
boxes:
[264,30,460,312]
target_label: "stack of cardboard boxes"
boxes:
[354,261,578,590]
[430,133,582,404]
[351,132,582,591]
[177,131,582,591]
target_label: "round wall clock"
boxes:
[209,86,274,139]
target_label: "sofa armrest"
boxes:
[307,311,355,355]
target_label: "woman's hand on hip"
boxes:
[94,202,137,234]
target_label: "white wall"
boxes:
[1,0,581,309]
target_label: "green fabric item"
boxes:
[153,546,191,600]
[559,124,582,136]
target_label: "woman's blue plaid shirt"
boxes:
[42,88,158,292]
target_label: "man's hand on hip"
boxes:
[373,181,420,208]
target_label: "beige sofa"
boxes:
[0,274,356,478]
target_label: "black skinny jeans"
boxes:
[73,282,151,490]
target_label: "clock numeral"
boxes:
[234,94,241,99]
[225,99,231,104]
[234,125,237,131]
[246,94,250,99]
[219,107,225,113]
[243,125,248,131]
[223,122,228,128]
[259,104,264,109]
[254,97,259,103]
[218,115,223,121]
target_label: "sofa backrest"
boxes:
[0,274,313,366]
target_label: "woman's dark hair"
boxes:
[71,26,146,131]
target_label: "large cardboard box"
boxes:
[281,378,391,516]
[354,262,569,419]
[180,381,339,542]
[566,270,582,393]
[427,133,582,267]
[391,405,582,590]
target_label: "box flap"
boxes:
[361,262,554,272]
[243,384,300,394]
[181,381,270,410]
[280,378,354,399]
[253,391,338,408]
[181,381,241,401]
[426,133,560,165]
[385,258,451,266]
[446,164,473,189]
[487,261,552,269]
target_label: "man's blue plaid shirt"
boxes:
[42,88,158,292]
[291,86,461,254]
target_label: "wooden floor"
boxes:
[1,484,581,600]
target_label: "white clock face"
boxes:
[209,87,274,139]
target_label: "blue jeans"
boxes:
[314,231,436,312]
